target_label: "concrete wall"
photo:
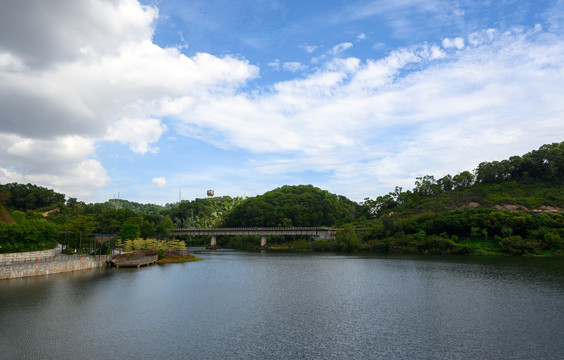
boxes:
[0,248,56,262]
[0,258,103,280]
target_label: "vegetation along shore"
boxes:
[1,142,563,257]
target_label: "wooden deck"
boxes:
[109,255,158,268]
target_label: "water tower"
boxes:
[207,190,214,198]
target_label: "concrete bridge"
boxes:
[171,227,337,248]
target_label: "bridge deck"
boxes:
[171,227,336,238]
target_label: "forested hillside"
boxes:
[353,142,564,256]
[222,185,360,227]
[0,183,65,212]
[362,142,564,217]
[1,142,563,255]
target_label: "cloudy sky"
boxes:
[1,0,563,204]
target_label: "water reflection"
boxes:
[0,252,562,360]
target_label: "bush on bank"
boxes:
[0,218,58,253]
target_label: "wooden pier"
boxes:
[109,254,158,268]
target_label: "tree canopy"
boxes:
[222,185,359,227]
[0,183,65,211]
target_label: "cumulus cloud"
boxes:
[105,118,167,154]
[0,0,157,68]
[442,37,465,49]
[172,27,564,200]
[1,1,563,204]
[0,0,258,200]
[152,176,167,187]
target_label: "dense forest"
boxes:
[222,185,360,227]
[354,142,564,255]
[0,142,563,255]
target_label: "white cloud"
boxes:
[282,62,306,72]
[172,27,564,200]
[442,37,465,49]
[330,42,353,55]
[268,59,281,70]
[1,1,563,204]
[0,52,24,71]
[0,0,157,68]
[0,0,258,200]
[152,176,167,187]
[105,118,167,154]
[335,0,465,41]
[301,45,319,53]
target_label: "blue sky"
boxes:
[1,0,563,204]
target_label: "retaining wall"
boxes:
[0,248,56,262]
[0,258,104,280]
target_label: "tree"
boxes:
[155,217,175,239]
[66,215,97,235]
[139,220,155,239]
[453,171,474,189]
[119,224,139,241]
[437,175,454,191]
[0,183,65,211]
[335,224,362,252]
[414,175,441,196]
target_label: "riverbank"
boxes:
[0,248,56,262]
[0,257,104,280]
[220,238,564,257]
[158,255,204,263]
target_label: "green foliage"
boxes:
[119,224,140,241]
[335,224,362,252]
[66,215,97,235]
[353,208,564,256]
[163,196,242,228]
[0,217,58,253]
[164,239,186,251]
[475,142,564,184]
[102,198,164,215]
[0,183,65,211]
[362,143,564,217]
[291,239,311,250]
[222,185,359,227]
[124,240,134,252]
[497,236,545,255]
[2,142,561,257]
[114,238,124,252]
[354,142,564,256]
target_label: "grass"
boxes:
[158,255,204,264]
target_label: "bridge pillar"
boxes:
[210,236,217,247]
[260,236,267,247]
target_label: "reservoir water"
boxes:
[1,250,563,359]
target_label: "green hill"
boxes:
[222,185,359,227]
[357,142,564,256]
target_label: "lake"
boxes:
[1,250,563,359]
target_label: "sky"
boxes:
[1,0,563,205]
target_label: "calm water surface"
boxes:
[1,250,563,359]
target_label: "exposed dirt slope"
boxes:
[0,204,16,224]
